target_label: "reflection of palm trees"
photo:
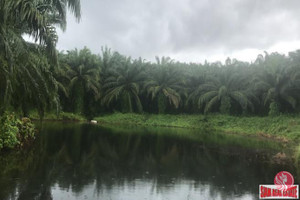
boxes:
[0,123,291,200]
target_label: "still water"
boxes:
[0,122,297,200]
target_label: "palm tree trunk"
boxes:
[74,82,84,114]
[158,92,167,114]
[22,103,29,117]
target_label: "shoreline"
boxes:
[94,113,300,143]
[94,113,300,164]
[28,112,300,144]
[8,112,300,164]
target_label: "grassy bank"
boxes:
[29,111,86,122]
[95,113,300,142]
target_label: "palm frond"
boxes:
[204,96,219,114]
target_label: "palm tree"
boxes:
[144,63,184,114]
[195,69,254,114]
[253,66,300,115]
[101,57,145,113]
[0,0,81,117]
[0,55,12,113]
[12,47,62,119]
[61,48,100,114]
[184,65,208,113]
[185,74,206,113]
[0,0,81,59]
[52,53,72,110]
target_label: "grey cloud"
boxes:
[57,0,300,60]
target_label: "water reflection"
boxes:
[0,122,296,200]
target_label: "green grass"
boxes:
[29,111,86,122]
[95,113,300,142]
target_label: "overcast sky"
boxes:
[56,0,300,63]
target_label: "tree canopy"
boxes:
[1,1,300,118]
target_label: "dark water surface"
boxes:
[0,122,297,200]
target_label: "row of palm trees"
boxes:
[54,47,300,117]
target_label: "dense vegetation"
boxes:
[1,0,300,149]
[0,113,35,150]
[25,48,300,118]
[3,46,300,118]
[0,0,81,149]
[1,0,300,119]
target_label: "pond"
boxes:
[0,122,298,200]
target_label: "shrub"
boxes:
[0,113,36,150]
[17,117,36,147]
[269,102,280,116]
[0,113,20,150]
